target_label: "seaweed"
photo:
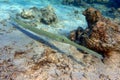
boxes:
[11,18,103,59]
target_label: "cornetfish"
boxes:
[11,18,103,59]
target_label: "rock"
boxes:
[40,5,58,25]
[70,7,120,57]
[103,51,120,67]
[69,27,84,43]
[20,9,36,19]
[19,6,58,25]
[83,7,102,29]
[83,8,120,54]
[31,48,59,67]
[69,30,77,41]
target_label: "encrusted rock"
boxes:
[83,7,102,28]
[69,27,84,43]
[19,6,58,25]
[20,7,39,19]
[103,51,120,66]
[40,5,58,25]
[70,7,120,57]
[20,9,35,19]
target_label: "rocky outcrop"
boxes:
[83,7,103,29]
[70,7,120,57]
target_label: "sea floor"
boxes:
[0,1,120,80]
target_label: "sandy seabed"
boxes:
[0,1,120,80]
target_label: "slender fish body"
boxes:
[12,18,103,59]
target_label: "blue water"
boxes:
[0,0,119,7]
[0,0,120,34]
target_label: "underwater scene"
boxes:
[0,0,120,80]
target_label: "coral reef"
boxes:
[19,6,57,25]
[70,7,120,57]
[87,0,109,3]
[62,0,110,7]
[62,0,84,6]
